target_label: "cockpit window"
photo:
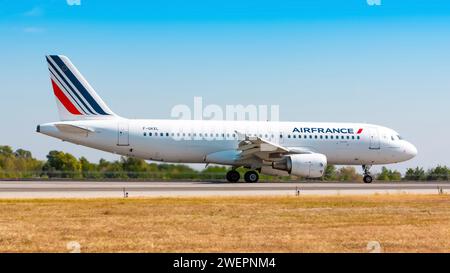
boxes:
[397,135,403,140]
[391,136,395,141]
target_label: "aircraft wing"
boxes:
[236,133,312,162]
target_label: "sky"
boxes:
[0,0,449,173]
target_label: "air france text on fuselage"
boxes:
[293,127,359,134]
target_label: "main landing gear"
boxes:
[226,170,240,183]
[226,169,259,183]
[362,165,373,183]
[244,170,259,183]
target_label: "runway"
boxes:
[0,181,448,198]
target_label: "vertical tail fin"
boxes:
[46,55,117,121]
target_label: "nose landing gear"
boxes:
[362,165,373,183]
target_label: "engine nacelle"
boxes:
[272,154,327,178]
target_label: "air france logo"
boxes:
[293,127,364,134]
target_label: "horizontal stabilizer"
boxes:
[55,124,94,134]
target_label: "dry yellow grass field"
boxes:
[0,195,449,253]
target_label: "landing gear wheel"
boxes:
[226,170,240,182]
[362,165,374,183]
[363,175,373,184]
[244,171,259,183]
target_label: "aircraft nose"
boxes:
[403,141,418,159]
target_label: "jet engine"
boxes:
[272,153,327,178]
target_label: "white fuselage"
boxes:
[38,118,417,167]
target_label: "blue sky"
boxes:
[0,0,449,172]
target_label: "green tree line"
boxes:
[0,145,448,181]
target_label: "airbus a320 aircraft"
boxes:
[37,55,417,183]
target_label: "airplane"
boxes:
[37,55,418,183]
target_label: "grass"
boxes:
[0,195,450,252]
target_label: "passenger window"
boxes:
[330,136,333,139]
[352,136,355,140]
[149,133,152,136]
[357,136,360,140]
[315,135,318,139]
[320,135,323,139]
[143,132,146,136]
[160,133,163,136]
[288,135,291,138]
[347,136,350,139]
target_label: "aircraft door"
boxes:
[368,127,380,150]
[117,122,130,146]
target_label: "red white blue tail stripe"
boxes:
[46,55,114,118]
